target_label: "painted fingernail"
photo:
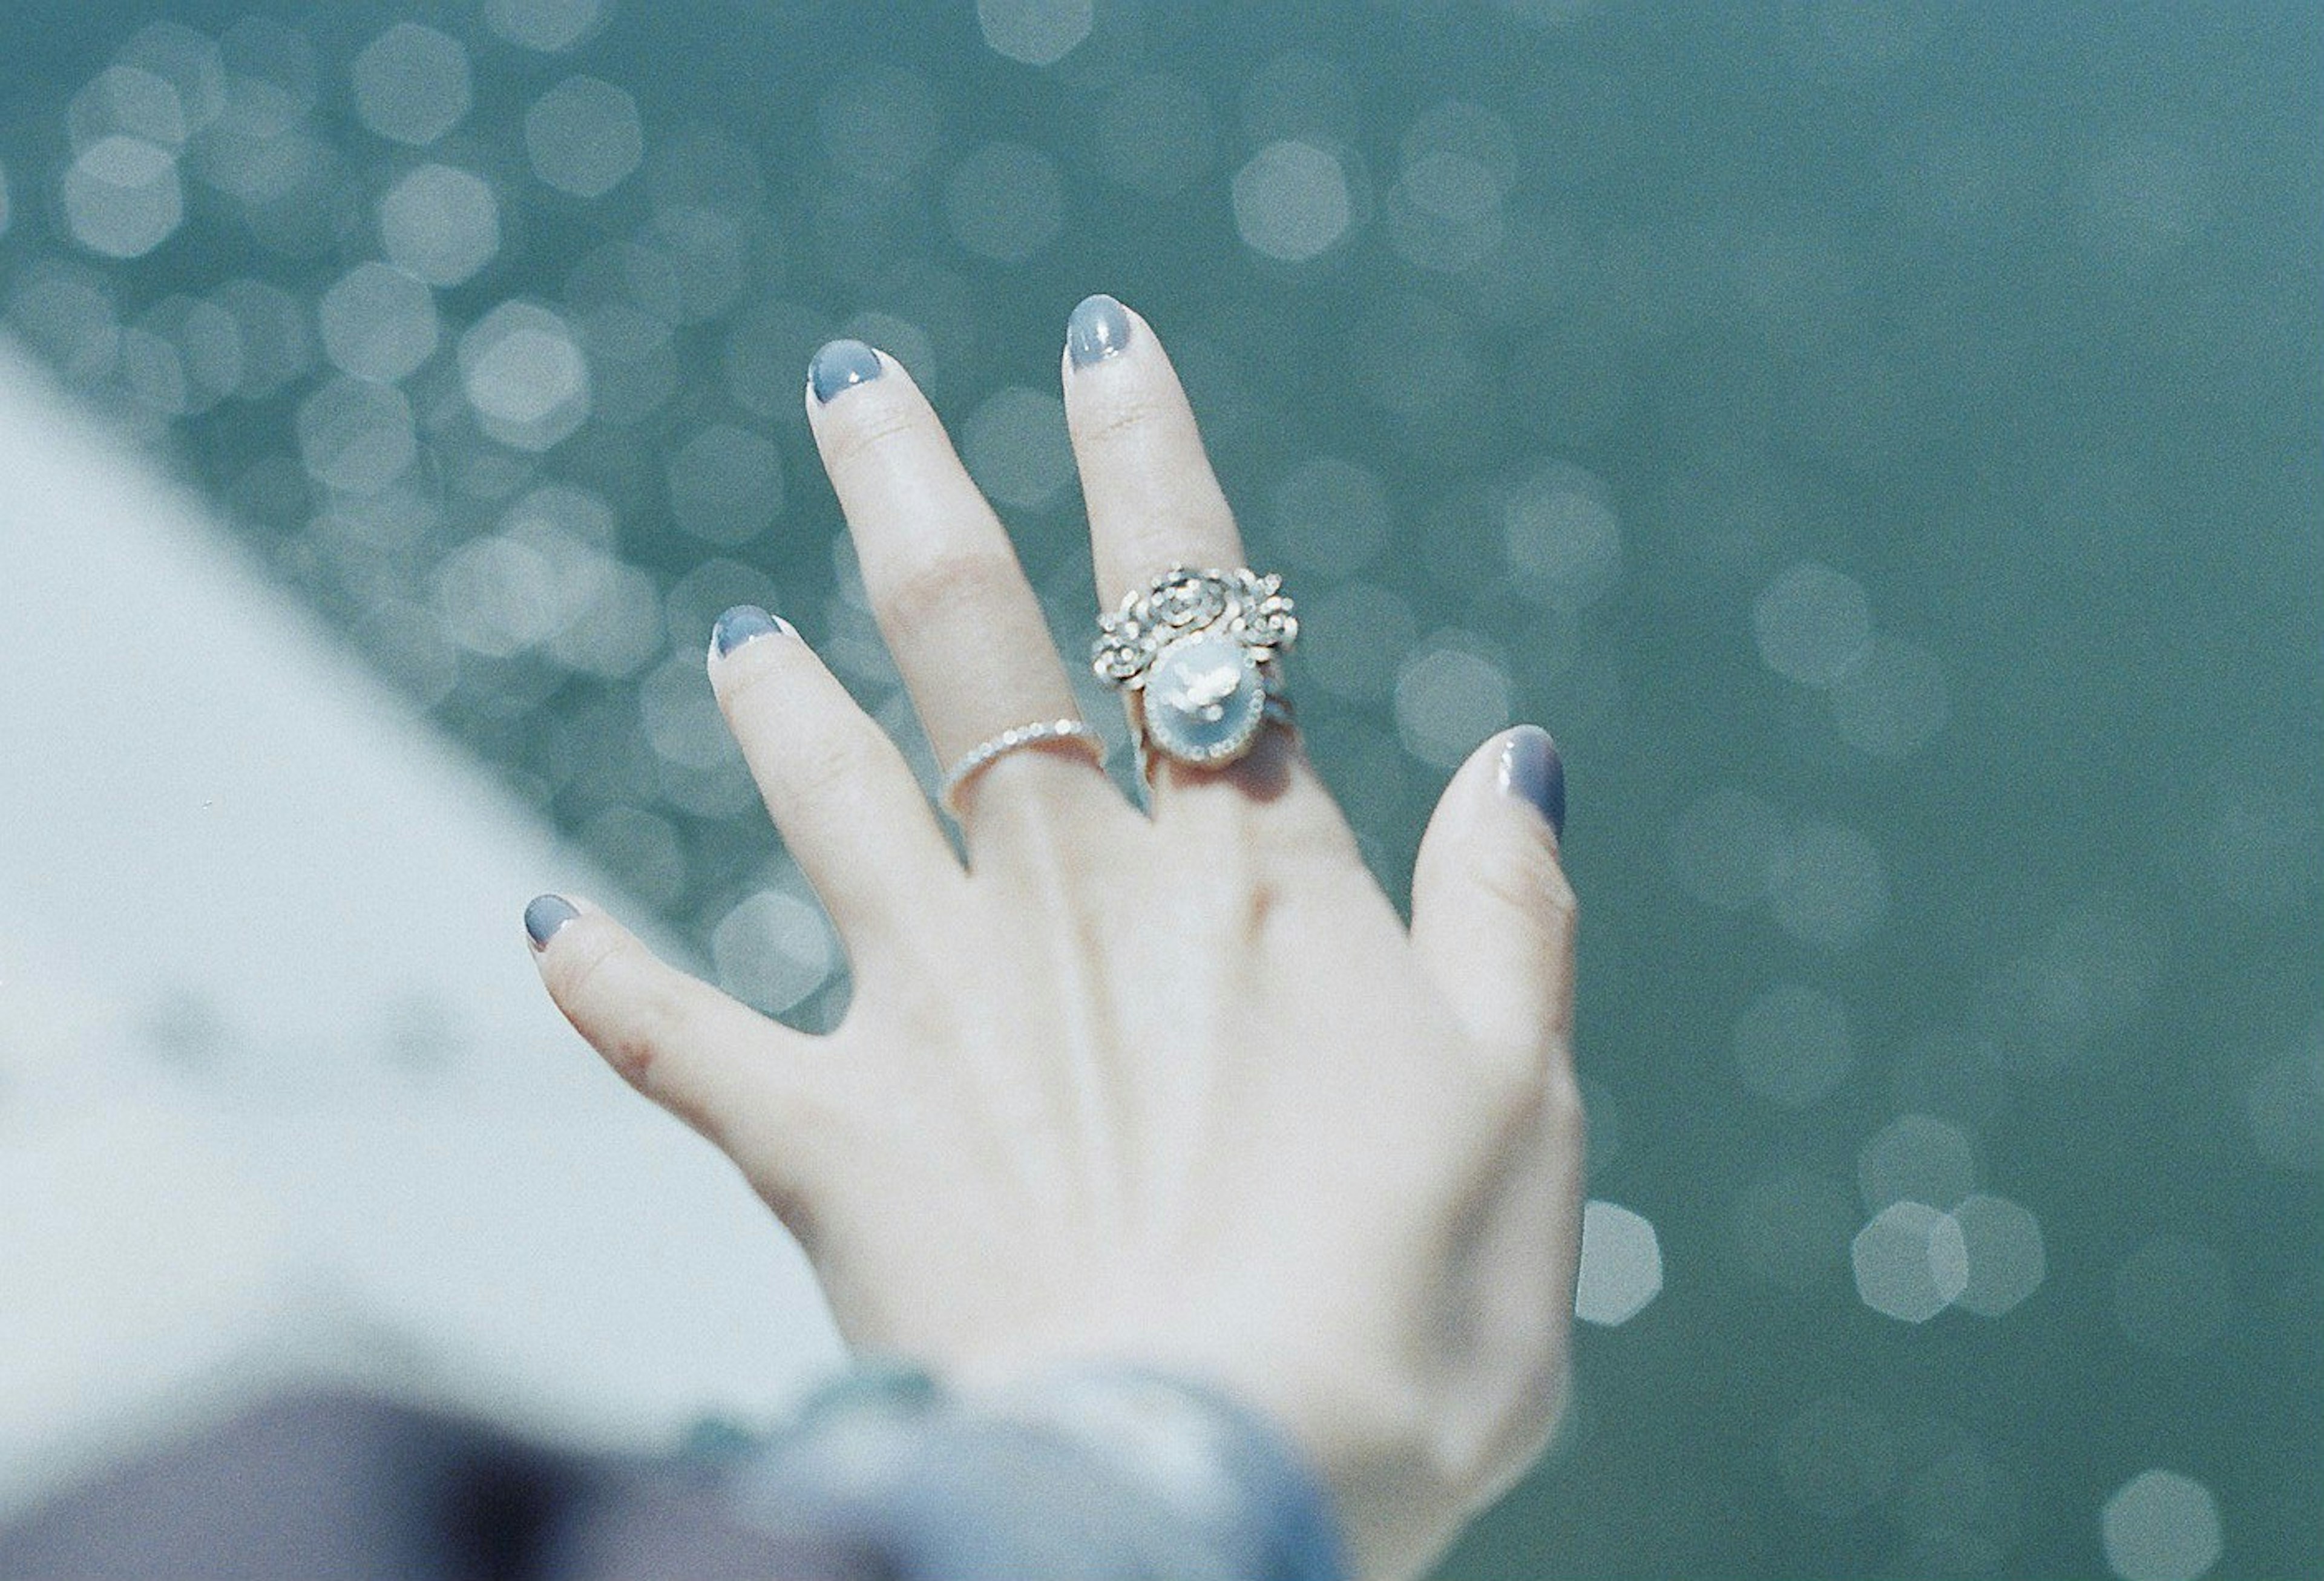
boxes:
[808,339,882,404]
[711,604,790,657]
[1066,294,1132,368]
[1498,726,1565,839]
[525,894,580,952]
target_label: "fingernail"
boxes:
[1066,294,1133,368]
[1498,726,1565,839]
[711,604,790,657]
[808,339,883,404]
[525,894,580,952]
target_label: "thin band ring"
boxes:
[939,718,1106,820]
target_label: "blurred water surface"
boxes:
[1,1,2316,1576]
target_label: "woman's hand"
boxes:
[525,298,1584,1581]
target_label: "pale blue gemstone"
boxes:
[1144,631,1264,762]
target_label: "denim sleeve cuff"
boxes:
[976,1362,1348,1581]
[728,1358,1350,1581]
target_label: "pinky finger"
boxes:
[524,894,828,1154]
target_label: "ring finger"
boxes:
[803,339,1110,831]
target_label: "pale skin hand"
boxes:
[529,300,1584,1581]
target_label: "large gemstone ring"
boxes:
[1091,565,1298,782]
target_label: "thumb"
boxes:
[525,893,827,1159]
[1408,727,1577,1067]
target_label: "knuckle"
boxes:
[1076,385,1173,448]
[558,929,687,1095]
[718,660,898,810]
[558,935,652,1078]
[818,400,923,472]
[881,542,1025,635]
[553,924,627,1015]
[1468,844,1572,930]
[608,1011,684,1097]
[781,716,890,809]
[1485,824,1581,927]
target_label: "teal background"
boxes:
[2,2,2317,1575]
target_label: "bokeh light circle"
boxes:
[2102,1470,2223,1581]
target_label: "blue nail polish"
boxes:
[711,604,789,657]
[1066,294,1132,368]
[809,339,883,403]
[1499,727,1565,839]
[525,894,580,951]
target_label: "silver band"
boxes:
[939,718,1105,819]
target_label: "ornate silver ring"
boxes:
[1091,565,1298,785]
[939,718,1105,820]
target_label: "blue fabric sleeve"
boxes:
[718,1359,1351,1581]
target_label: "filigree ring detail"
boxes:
[1091,565,1298,784]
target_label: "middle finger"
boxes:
[803,339,1105,820]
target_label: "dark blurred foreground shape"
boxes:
[0,1378,1348,1581]
[0,1392,851,1581]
